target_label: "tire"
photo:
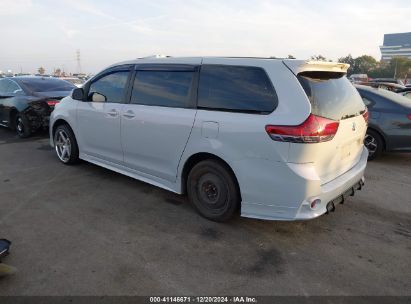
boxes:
[187,159,240,222]
[15,114,31,138]
[53,124,79,165]
[364,129,383,160]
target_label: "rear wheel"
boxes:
[54,124,79,165]
[15,114,31,138]
[364,129,383,160]
[187,160,240,222]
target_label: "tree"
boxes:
[353,55,378,76]
[391,57,411,79]
[310,54,329,62]
[38,67,45,75]
[338,54,355,75]
[54,68,61,77]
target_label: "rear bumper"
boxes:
[240,147,368,221]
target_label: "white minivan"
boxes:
[50,57,368,222]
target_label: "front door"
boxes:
[77,67,132,164]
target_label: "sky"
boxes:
[0,0,410,74]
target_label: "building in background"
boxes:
[380,32,411,61]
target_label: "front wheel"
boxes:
[54,124,79,165]
[364,130,383,160]
[187,160,240,222]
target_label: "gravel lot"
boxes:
[0,128,410,296]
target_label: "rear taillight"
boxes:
[265,114,340,143]
[47,100,59,106]
[362,109,369,124]
[407,114,411,120]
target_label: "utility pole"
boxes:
[394,58,398,79]
[76,49,82,74]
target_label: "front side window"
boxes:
[198,65,278,114]
[88,71,130,103]
[130,71,194,108]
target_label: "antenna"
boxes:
[76,49,82,74]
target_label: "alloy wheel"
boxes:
[55,130,72,163]
[364,134,377,157]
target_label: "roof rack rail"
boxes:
[138,54,172,59]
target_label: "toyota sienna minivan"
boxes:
[50,57,368,222]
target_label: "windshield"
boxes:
[298,74,366,121]
[20,78,76,92]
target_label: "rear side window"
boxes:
[198,65,278,114]
[298,74,365,120]
[130,71,194,108]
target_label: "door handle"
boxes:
[122,110,136,119]
[106,110,119,117]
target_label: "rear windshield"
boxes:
[298,74,366,121]
[19,78,75,92]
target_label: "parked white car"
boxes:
[50,57,368,222]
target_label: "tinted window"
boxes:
[130,71,194,108]
[198,65,277,113]
[19,78,75,92]
[0,79,8,95]
[5,80,23,95]
[298,75,366,120]
[88,71,130,103]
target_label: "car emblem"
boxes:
[352,122,356,131]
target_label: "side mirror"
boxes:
[90,92,107,103]
[72,88,84,100]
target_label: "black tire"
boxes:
[15,114,31,138]
[53,124,79,165]
[187,159,240,222]
[364,129,383,160]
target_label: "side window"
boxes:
[5,80,23,95]
[130,71,194,108]
[88,71,130,103]
[198,65,278,113]
[0,79,23,95]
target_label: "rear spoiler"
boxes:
[283,60,349,76]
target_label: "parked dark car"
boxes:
[355,85,411,160]
[0,77,75,137]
